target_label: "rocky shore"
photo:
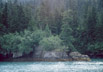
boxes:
[0,46,91,62]
[5,51,91,62]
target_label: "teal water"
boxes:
[0,59,103,72]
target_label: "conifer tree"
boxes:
[45,24,51,37]
[60,10,76,51]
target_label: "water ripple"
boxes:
[0,61,103,72]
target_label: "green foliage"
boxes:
[44,24,52,37]
[62,10,73,25]
[87,42,103,56]
[39,36,67,51]
[0,32,32,54]
[0,1,30,33]
[28,17,38,31]
[30,30,46,46]
[0,29,46,55]
[0,33,21,54]
[0,0,103,58]
[8,3,30,32]
[60,10,76,51]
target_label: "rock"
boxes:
[13,52,23,58]
[43,52,59,60]
[69,52,82,57]
[34,46,68,59]
[33,46,91,61]
[33,46,43,58]
[69,52,91,61]
[43,51,68,60]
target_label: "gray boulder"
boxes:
[34,46,68,60]
[43,51,68,60]
[69,52,91,61]
[13,52,23,58]
[33,46,91,61]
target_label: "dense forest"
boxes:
[0,0,103,59]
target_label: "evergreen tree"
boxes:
[60,10,76,51]
[28,17,38,31]
[45,24,51,37]
[86,6,97,43]
[1,3,8,29]
[7,1,29,32]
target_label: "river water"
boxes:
[0,59,103,72]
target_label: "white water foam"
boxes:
[0,61,103,72]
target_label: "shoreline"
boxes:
[0,58,92,62]
[1,58,103,62]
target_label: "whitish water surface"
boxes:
[0,59,103,72]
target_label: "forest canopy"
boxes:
[0,0,103,58]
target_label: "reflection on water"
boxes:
[0,59,103,72]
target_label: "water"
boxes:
[0,59,103,72]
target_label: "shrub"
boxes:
[0,29,46,55]
[39,35,67,51]
[87,42,103,56]
[30,30,46,46]
[0,33,22,54]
